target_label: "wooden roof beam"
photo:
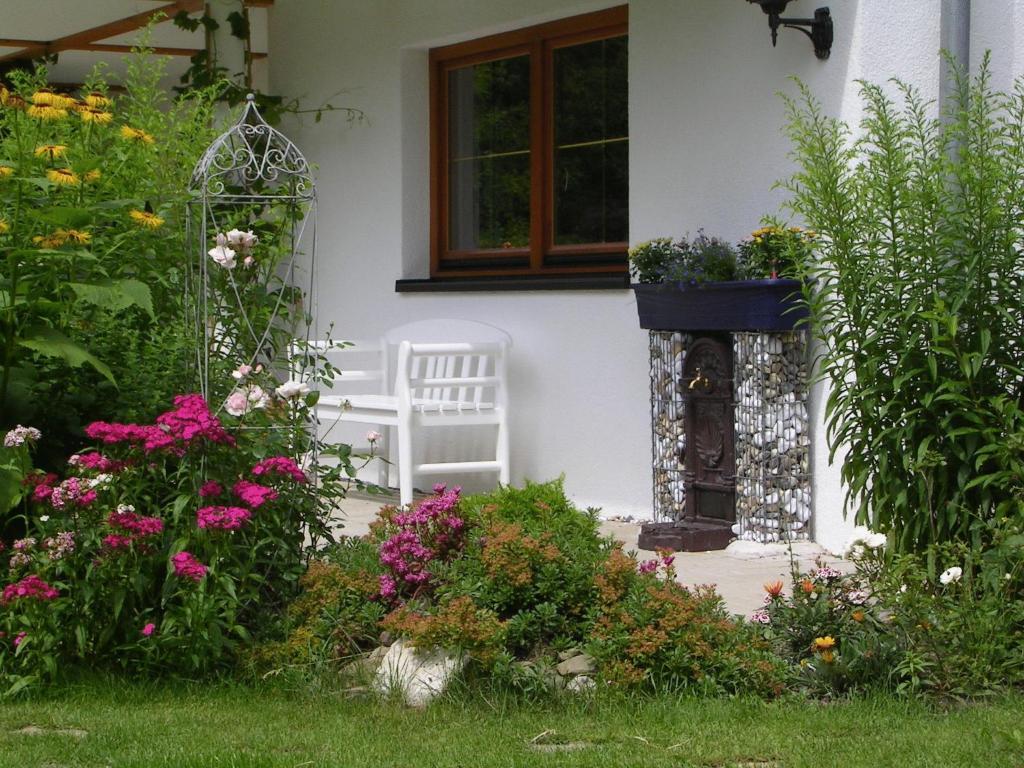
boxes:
[0,0,205,63]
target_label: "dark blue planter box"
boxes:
[632,279,808,332]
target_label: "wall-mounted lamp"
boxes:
[747,1,833,60]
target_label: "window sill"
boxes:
[395,274,630,293]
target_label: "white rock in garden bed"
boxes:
[372,638,465,707]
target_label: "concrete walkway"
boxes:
[331,493,848,618]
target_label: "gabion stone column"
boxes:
[649,331,693,521]
[732,331,811,542]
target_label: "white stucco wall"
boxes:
[268,0,1023,549]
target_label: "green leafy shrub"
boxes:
[272,480,788,698]
[735,221,816,279]
[782,57,1024,548]
[586,548,788,696]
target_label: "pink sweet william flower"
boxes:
[107,507,164,538]
[196,505,252,531]
[199,481,223,498]
[141,622,156,637]
[232,480,278,509]
[251,456,306,483]
[171,551,207,582]
[637,559,658,575]
[1,574,60,605]
[13,632,27,648]
[103,534,133,550]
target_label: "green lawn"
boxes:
[0,682,1021,767]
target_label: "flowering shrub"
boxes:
[758,522,1024,697]
[0,57,223,470]
[0,395,360,692]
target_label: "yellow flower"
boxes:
[47,168,79,186]
[813,636,836,651]
[129,210,164,229]
[33,231,67,248]
[820,650,836,664]
[0,219,8,234]
[34,144,68,160]
[83,169,102,183]
[27,105,67,121]
[0,166,14,179]
[119,125,155,145]
[83,92,111,108]
[60,228,91,244]
[79,108,113,124]
[31,89,57,106]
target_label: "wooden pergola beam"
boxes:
[0,0,205,63]
[0,39,266,60]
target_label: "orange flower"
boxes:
[764,580,785,598]
[800,579,815,594]
[820,650,835,664]
[851,610,865,623]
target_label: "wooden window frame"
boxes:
[429,6,628,279]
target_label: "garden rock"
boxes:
[344,645,388,679]
[565,674,596,693]
[372,638,465,707]
[557,647,581,661]
[556,653,595,677]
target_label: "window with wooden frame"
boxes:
[429,6,628,279]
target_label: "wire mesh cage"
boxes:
[649,330,692,521]
[186,94,318,412]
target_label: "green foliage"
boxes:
[628,232,737,285]
[735,220,816,279]
[0,54,222,466]
[761,522,1024,697]
[585,548,788,696]
[781,57,1024,548]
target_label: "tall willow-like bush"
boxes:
[782,57,1024,550]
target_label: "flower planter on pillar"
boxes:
[634,280,810,553]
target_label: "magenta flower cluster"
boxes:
[251,456,306,483]
[232,480,278,509]
[196,505,251,531]
[1,574,59,605]
[85,394,235,455]
[171,551,207,582]
[68,452,127,473]
[104,506,164,550]
[33,476,98,509]
[377,484,465,601]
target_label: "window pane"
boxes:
[448,55,531,251]
[553,36,628,246]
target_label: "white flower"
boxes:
[208,245,237,269]
[845,525,887,555]
[864,532,887,549]
[939,566,963,585]
[231,364,253,381]
[366,430,382,443]
[215,232,228,247]
[224,389,250,416]
[4,425,41,447]
[246,385,270,409]
[39,515,50,523]
[116,504,135,514]
[275,380,311,399]
[226,228,258,250]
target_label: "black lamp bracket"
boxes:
[749,3,833,60]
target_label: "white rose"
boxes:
[208,245,237,269]
[275,380,311,399]
[247,385,270,410]
[939,566,963,585]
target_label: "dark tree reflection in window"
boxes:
[553,36,628,246]
[448,55,531,251]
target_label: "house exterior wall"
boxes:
[268,0,1024,552]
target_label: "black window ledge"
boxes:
[395,274,630,293]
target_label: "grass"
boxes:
[0,681,1021,767]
